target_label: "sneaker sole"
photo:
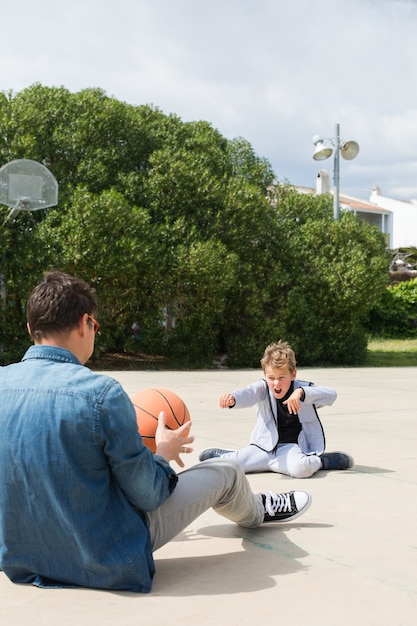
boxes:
[322,452,354,470]
[198,448,236,461]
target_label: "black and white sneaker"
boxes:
[199,448,235,461]
[260,490,312,523]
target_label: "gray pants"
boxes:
[223,443,323,479]
[147,458,264,551]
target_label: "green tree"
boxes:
[159,234,239,364]
[268,187,389,365]
[145,120,229,231]
[36,188,161,354]
[367,277,417,338]
[0,84,168,205]
[0,85,390,367]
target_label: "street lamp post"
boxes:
[312,123,359,220]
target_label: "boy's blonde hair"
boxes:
[260,340,296,374]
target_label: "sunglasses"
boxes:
[87,315,100,334]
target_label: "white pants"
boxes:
[147,458,265,551]
[222,444,323,479]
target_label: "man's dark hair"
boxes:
[27,270,97,341]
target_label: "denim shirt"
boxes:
[0,345,178,592]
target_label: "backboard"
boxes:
[0,159,58,220]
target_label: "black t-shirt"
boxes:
[276,382,302,443]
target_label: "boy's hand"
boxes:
[219,393,236,408]
[283,388,304,414]
[155,412,194,467]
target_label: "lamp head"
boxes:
[340,140,360,160]
[312,135,333,161]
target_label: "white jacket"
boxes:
[231,378,337,455]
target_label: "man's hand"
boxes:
[155,412,194,467]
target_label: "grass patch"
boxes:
[365,338,417,366]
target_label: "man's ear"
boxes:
[78,313,89,337]
[291,368,297,381]
[26,322,32,337]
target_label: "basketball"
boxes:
[131,388,191,453]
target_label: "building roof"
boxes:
[295,185,391,215]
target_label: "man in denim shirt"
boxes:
[0,271,312,592]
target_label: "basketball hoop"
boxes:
[0,159,58,223]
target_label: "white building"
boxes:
[296,171,393,247]
[369,187,417,249]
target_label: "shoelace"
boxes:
[264,492,292,516]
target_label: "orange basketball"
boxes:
[131,388,191,453]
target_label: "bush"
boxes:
[261,194,389,366]
[367,277,417,338]
[0,86,390,367]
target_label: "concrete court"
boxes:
[0,366,416,626]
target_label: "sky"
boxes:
[2,0,417,201]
